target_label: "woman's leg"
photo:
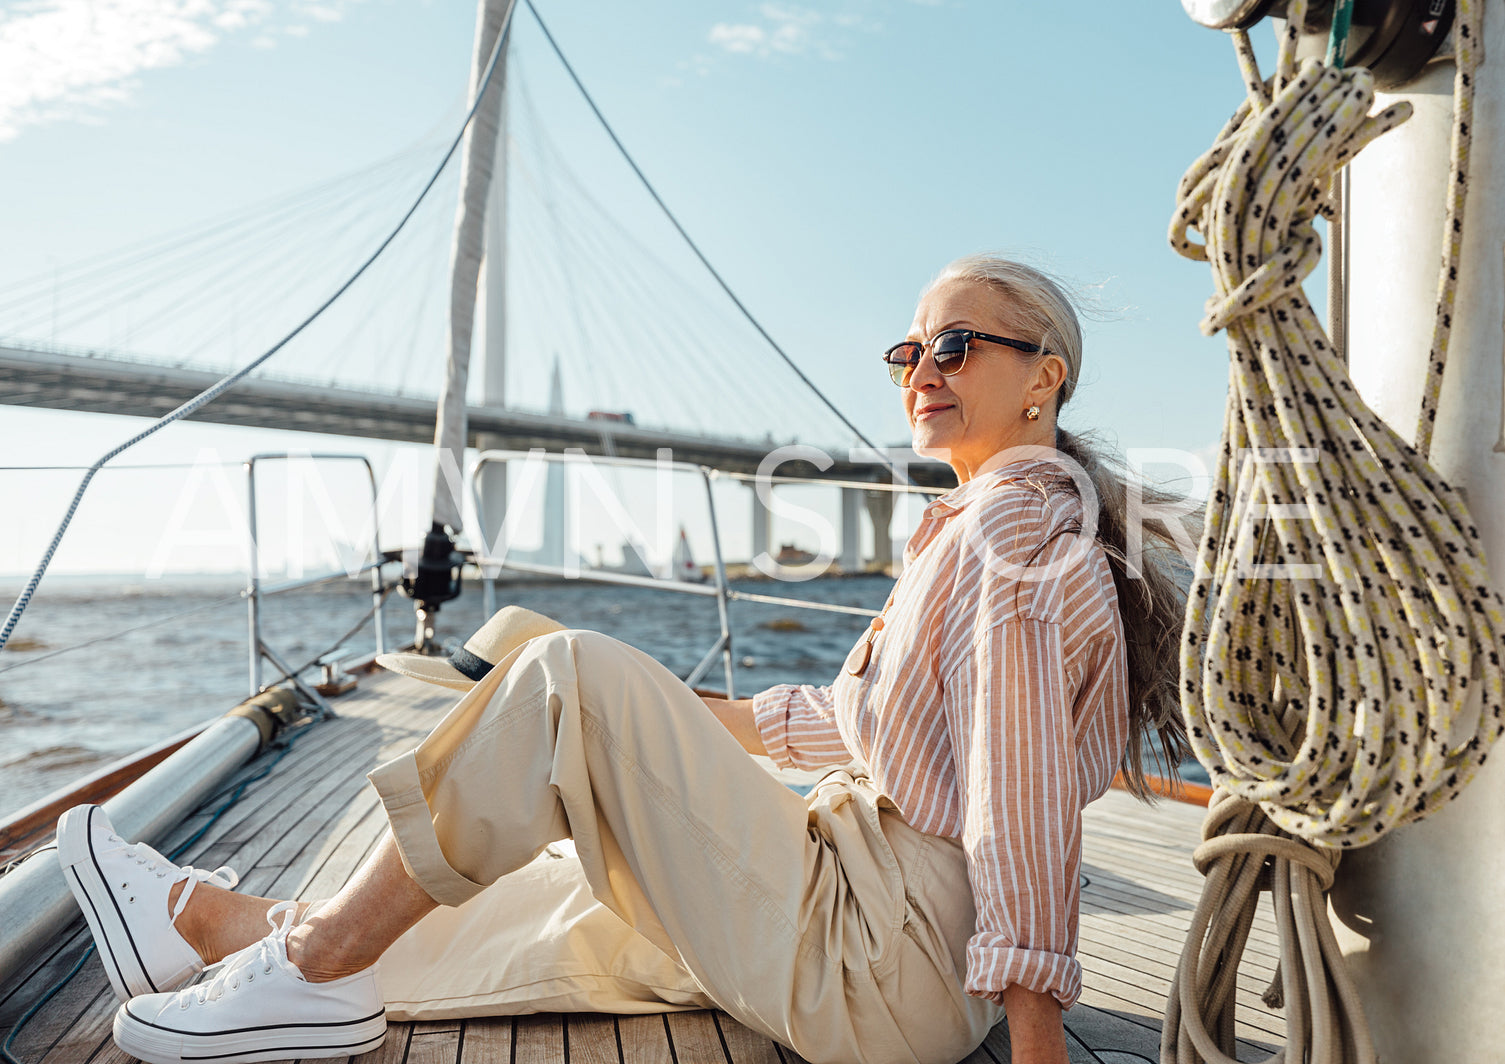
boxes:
[353,629,986,1063]
[170,629,985,1063]
[377,843,715,1020]
[168,885,314,965]
[284,833,434,980]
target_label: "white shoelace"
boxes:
[102,833,239,922]
[184,901,299,1008]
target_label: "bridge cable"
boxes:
[0,17,514,655]
[523,0,914,486]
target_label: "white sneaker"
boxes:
[113,902,386,1064]
[57,804,240,1001]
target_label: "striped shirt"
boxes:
[752,457,1129,1008]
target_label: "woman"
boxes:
[58,256,1189,1064]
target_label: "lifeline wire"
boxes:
[1165,2,1498,1063]
[0,16,511,657]
[522,0,914,487]
[0,593,242,677]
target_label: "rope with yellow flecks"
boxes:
[1163,2,1499,1062]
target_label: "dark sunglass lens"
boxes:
[884,343,920,386]
[932,332,969,374]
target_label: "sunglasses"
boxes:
[882,328,1045,388]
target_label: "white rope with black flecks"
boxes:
[1163,2,1498,1062]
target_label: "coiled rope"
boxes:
[1164,2,1501,1062]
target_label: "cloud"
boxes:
[0,0,357,141]
[708,23,766,55]
[707,3,847,62]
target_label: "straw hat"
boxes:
[376,606,567,690]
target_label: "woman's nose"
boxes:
[907,350,944,391]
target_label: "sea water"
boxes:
[0,574,888,820]
[0,572,1208,822]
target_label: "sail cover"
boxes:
[430,0,517,532]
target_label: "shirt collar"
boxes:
[922,455,1074,520]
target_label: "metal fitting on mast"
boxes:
[400,522,465,653]
[1181,0,1456,87]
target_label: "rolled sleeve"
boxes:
[946,617,1085,1009]
[966,942,1082,1011]
[752,683,852,770]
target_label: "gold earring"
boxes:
[1025,405,1040,421]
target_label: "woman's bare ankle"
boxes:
[168,882,314,965]
[167,879,219,965]
[285,920,377,983]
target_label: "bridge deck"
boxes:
[0,343,956,485]
[0,669,1282,1063]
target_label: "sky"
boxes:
[0,0,1298,579]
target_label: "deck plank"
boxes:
[458,1017,515,1063]
[3,671,1304,1064]
[665,1011,728,1063]
[514,1013,566,1064]
[980,1020,1010,1062]
[35,982,117,1064]
[714,1014,781,1064]
[1063,1004,1164,1062]
[356,1021,411,1064]
[616,1014,672,1064]
[6,958,108,1062]
[567,1015,621,1064]
[407,1019,463,1064]
[0,922,92,1030]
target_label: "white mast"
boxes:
[429,0,517,534]
[1332,14,1505,1062]
[413,0,516,645]
[474,46,510,599]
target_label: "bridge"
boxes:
[0,342,951,486]
[0,341,955,574]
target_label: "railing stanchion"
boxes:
[462,449,938,698]
[362,457,387,657]
[701,467,736,699]
[244,459,263,696]
[243,453,390,696]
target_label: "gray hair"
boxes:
[925,255,1085,412]
[924,254,1193,800]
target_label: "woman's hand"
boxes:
[1000,984,1068,1064]
[698,695,767,756]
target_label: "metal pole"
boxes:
[1331,30,1505,1062]
[0,712,267,985]
[361,457,387,657]
[700,467,735,697]
[244,459,263,695]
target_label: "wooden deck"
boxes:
[0,670,1283,1063]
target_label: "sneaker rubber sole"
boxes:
[57,804,160,1000]
[112,1002,387,1064]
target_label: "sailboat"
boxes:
[672,526,708,584]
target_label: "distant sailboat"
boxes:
[672,526,707,583]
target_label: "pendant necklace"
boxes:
[845,589,897,677]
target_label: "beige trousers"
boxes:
[367,630,1002,1064]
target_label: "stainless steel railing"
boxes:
[243,453,391,706]
[467,449,944,698]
